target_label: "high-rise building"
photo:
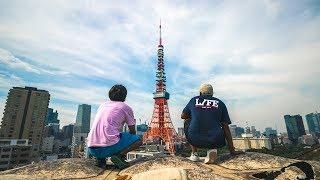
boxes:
[177,127,185,138]
[0,139,32,171]
[235,127,245,137]
[229,125,237,138]
[305,113,320,134]
[245,126,251,134]
[284,115,306,143]
[265,127,277,137]
[62,124,74,141]
[43,123,60,138]
[0,87,50,159]
[45,108,59,125]
[75,104,91,133]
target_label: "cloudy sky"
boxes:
[0,0,319,133]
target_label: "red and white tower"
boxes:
[143,22,178,154]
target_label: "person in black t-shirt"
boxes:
[181,84,243,163]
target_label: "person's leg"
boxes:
[88,147,107,168]
[119,139,143,155]
[190,145,198,154]
[110,133,142,169]
[184,120,200,161]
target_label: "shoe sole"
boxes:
[204,150,217,164]
[189,156,201,162]
[110,156,129,170]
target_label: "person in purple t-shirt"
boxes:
[87,85,142,169]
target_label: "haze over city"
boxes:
[0,1,319,132]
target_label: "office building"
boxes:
[233,134,272,150]
[229,125,237,138]
[245,126,251,134]
[235,127,245,137]
[251,126,256,136]
[137,123,149,136]
[43,123,60,138]
[71,133,88,158]
[75,104,91,133]
[177,127,185,139]
[265,127,277,137]
[0,139,32,171]
[45,108,59,125]
[299,134,316,146]
[305,113,320,134]
[284,115,306,143]
[0,87,50,160]
[41,136,55,153]
[62,124,74,141]
[122,124,129,133]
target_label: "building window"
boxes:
[1,155,9,158]
[2,148,11,152]
[20,154,29,158]
[0,161,9,165]
[18,160,29,164]
[20,148,28,151]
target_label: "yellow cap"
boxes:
[200,83,213,95]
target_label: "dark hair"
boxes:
[109,84,127,102]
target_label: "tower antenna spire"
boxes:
[159,19,162,46]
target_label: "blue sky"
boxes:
[0,0,319,133]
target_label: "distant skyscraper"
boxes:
[245,126,251,134]
[75,104,91,133]
[137,124,149,132]
[251,126,256,135]
[177,127,185,138]
[45,108,59,125]
[305,113,320,134]
[137,124,149,136]
[284,115,306,143]
[62,124,74,141]
[265,127,277,137]
[0,87,50,159]
[229,125,237,137]
[235,127,245,137]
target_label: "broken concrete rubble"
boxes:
[0,152,318,179]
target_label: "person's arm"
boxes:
[221,123,236,153]
[181,99,192,120]
[124,106,136,135]
[220,102,243,155]
[128,125,136,135]
[181,112,190,120]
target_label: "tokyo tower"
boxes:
[143,21,178,154]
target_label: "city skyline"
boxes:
[0,1,320,132]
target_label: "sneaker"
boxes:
[204,149,217,164]
[189,152,200,162]
[95,158,106,169]
[110,155,129,170]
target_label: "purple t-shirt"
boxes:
[87,101,135,147]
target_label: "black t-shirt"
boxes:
[182,95,231,148]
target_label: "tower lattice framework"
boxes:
[143,22,178,154]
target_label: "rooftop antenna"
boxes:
[159,19,162,46]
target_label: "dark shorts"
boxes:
[88,133,140,158]
[184,120,226,149]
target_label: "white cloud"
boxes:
[0,48,41,74]
[0,48,69,75]
[0,1,319,133]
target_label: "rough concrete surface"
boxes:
[0,152,318,180]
